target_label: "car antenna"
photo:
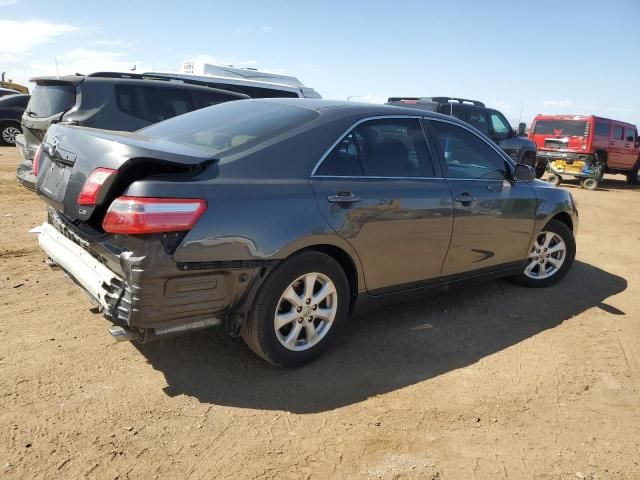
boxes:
[518,100,525,126]
[54,56,59,78]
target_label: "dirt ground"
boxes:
[0,146,639,480]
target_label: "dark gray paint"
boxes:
[36,99,578,334]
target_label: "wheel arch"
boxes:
[300,244,360,312]
[550,211,573,232]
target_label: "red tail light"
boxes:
[77,168,117,205]
[32,145,43,176]
[102,197,207,234]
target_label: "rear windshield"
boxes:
[27,84,76,118]
[533,120,587,136]
[141,100,319,157]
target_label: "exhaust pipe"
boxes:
[108,325,139,342]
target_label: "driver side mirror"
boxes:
[513,163,536,182]
[517,122,527,137]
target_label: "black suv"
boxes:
[15,72,249,190]
[387,97,542,177]
[0,94,29,145]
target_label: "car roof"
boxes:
[533,114,636,126]
[254,98,465,124]
[27,74,249,97]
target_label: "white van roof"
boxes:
[180,61,305,87]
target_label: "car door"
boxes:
[311,117,454,293]
[623,126,639,168]
[608,124,627,168]
[426,118,536,277]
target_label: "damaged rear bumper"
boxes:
[37,220,268,340]
[38,222,125,312]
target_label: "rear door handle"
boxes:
[454,193,476,205]
[327,192,362,204]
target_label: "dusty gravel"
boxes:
[1,146,639,479]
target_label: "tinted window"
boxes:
[205,83,298,99]
[195,90,239,108]
[612,125,624,140]
[468,109,489,134]
[142,87,193,123]
[27,84,75,117]
[489,111,511,136]
[430,121,507,180]
[595,121,610,137]
[534,120,587,136]
[316,133,363,176]
[625,127,637,141]
[141,100,319,157]
[316,118,433,178]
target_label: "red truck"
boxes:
[529,114,640,188]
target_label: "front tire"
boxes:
[581,178,599,190]
[242,251,350,367]
[510,219,576,288]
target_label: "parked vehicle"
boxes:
[154,61,323,99]
[0,73,29,94]
[529,114,640,188]
[35,99,578,367]
[0,87,21,98]
[15,72,249,190]
[0,94,29,145]
[387,97,542,176]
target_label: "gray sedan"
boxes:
[34,99,578,366]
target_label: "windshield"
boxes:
[534,120,587,136]
[141,100,319,157]
[27,84,76,118]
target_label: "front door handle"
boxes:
[454,193,476,206]
[327,192,362,204]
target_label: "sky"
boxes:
[1,0,639,125]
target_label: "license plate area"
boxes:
[39,160,72,204]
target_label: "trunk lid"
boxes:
[36,124,214,225]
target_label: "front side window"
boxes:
[430,120,508,180]
[625,127,637,142]
[316,118,433,178]
[612,126,624,140]
[489,111,511,137]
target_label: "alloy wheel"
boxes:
[2,126,20,144]
[524,231,567,280]
[274,272,337,351]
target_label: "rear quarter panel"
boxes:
[124,177,367,288]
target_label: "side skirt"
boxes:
[352,262,525,316]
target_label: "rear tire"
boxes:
[510,219,576,288]
[581,178,598,190]
[547,173,562,186]
[626,162,640,185]
[241,251,350,367]
[0,123,21,146]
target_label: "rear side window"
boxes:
[194,90,239,108]
[316,118,433,178]
[141,100,319,157]
[468,109,489,134]
[430,120,507,180]
[595,121,610,137]
[612,126,624,140]
[27,84,75,118]
[115,86,196,123]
